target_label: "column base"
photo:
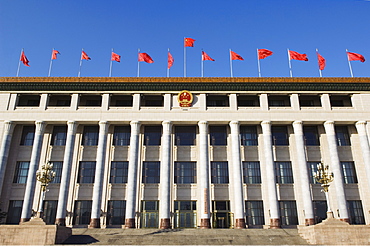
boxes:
[269,218,281,229]
[160,218,171,229]
[88,218,100,228]
[340,218,350,223]
[55,218,66,226]
[235,218,246,229]
[305,218,315,226]
[19,218,30,224]
[200,218,211,229]
[124,218,136,229]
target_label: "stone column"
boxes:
[323,121,349,222]
[159,121,172,229]
[261,121,280,228]
[20,121,46,223]
[198,121,211,228]
[355,121,370,195]
[229,121,246,229]
[55,121,77,226]
[0,121,15,196]
[89,121,109,228]
[125,121,141,228]
[292,121,315,225]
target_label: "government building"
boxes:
[0,77,369,230]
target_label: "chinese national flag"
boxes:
[317,52,326,70]
[111,52,121,62]
[289,50,308,61]
[81,51,91,60]
[51,50,60,60]
[202,51,215,61]
[138,53,154,63]
[20,51,30,67]
[347,52,365,62]
[258,49,273,59]
[184,37,196,47]
[230,50,244,60]
[168,52,174,69]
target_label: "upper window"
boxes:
[50,161,63,183]
[307,161,320,184]
[79,95,102,107]
[13,161,30,183]
[175,126,196,146]
[210,126,227,146]
[211,161,229,184]
[141,95,163,107]
[243,161,261,184]
[113,126,130,146]
[303,126,320,146]
[299,95,321,107]
[110,161,129,183]
[207,95,229,107]
[275,161,294,184]
[174,162,196,184]
[144,126,162,146]
[17,94,40,107]
[20,126,35,146]
[330,95,352,107]
[341,161,358,184]
[335,126,351,146]
[237,95,259,107]
[268,95,291,107]
[51,126,67,146]
[48,94,71,107]
[142,161,160,184]
[77,161,96,183]
[82,126,99,146]
[110,95,133,107]
[272,126,289,146]
[240,126,258,146]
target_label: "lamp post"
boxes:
[314,162,334,218]
[36,161,55,219]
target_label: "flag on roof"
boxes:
[317,52,326,70]
[138,52,154,63]
[51,50,60,60]
[81,51,91,60]
[168,52,174,69]
[111,52,121,62]
[20,51,30,67]
[347,51,365,62]
[289,50,308,61]
[184,38,196,47]
[258,49,273,59]
[202,51,215,61]
[230,50,244,60]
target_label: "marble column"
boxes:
[159,121,172,229]
[261,121,280,228]
[125,121,141,228]
[198,121,211,228]
[292,121,315,225]
[20,121,46,223]
[0,121,15,196]
[89,121,109,228]
[229,121,246,229]
[323,121,349,222]
[355,121,370,195]
[55,121,77,226]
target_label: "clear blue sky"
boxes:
[1,0,370,77]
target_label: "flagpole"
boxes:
[346,49,354,77]
[137,48,140,77]
[287,48,293,77]
[201,50,204,77]
[16,49,23,77]
[229,49,233,78]
[48,48,54,77]
[257,48,262,77]
[316,49,322,78]
[109,48,113,77]
[167,48,170,78]
[184,37,186,77]
[78,48,83,77]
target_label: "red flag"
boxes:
[20,51,30,67]
[138,53,154,63]
[230,50,244,60]
[347,51,365,62]
[202,51,215,61]
[317,52,326,70]
[258,49,273,59]
[168,52,174,69]
[184,37,196,47]
[51,50,60,60]
[111,52,121,62]
[81,51,91,60]
[289,50,308,61]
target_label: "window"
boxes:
[212,201,231,228]
[13,161,29,183]
[73,200,92,225]
[50,161,63,183]
[175,126,196,146]
[82,126,99,146]
[268,95,290,107]
[110,161,128,183]
[347,200,365,225]
[335,126,351,146]
[240,126,258,146]
[113,126,130,146]
[6,200,23,224]
[17,94,40,107]
[174,162,196,184]
[77,161,96,183]
[243,161,261,184]
[141,200,159,228]
[142,161,160,184]
[303,126,320,146]
[237,95,259,107]
[299,95,321,107]
[330,95,352,107]
[79,95,102,107]
[42,200,58,224]
[272,126,289,146]
[20,126,35,146]
[207,95,229,107]
[110,95,133,107]
[51,126,67,146]
[279,201,298,225]
[107,200,126,225]
[275,161,294,184]
[313,201,327,224]
[210,126,227,146]
[307,162,320,184]
[174,201,197,228]
[245,201,265,226]
[141,95,163,107]
[48,94,71,107]
[211,161,229,184]
[341,161,358,184]
[143,126,161,146]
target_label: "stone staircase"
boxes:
[62,228,309,245]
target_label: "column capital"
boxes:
[324,121,335,135]
[162,120,172,126]
[229,120,239,126]
[355,121,367,127]
[292,120,303,126]
[99,120,109,125]
[198,121,208,133]
[162,121,172,135]
[67,121,78,135]
[3,121,15,135]
[261,120,271,126]
[35,121,46,134]
[292,121,304,135]
[355,121,367,135]
[261,121,271,134]
[324,120,335,126]
[130,121,141,134]
[130,120,141,127]
[198,120,208,126]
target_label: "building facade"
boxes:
[0,77,369,229]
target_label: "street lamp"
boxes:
[314,162,334,218]
[36,161,55,219]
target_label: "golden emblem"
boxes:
[178,90,193,107]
